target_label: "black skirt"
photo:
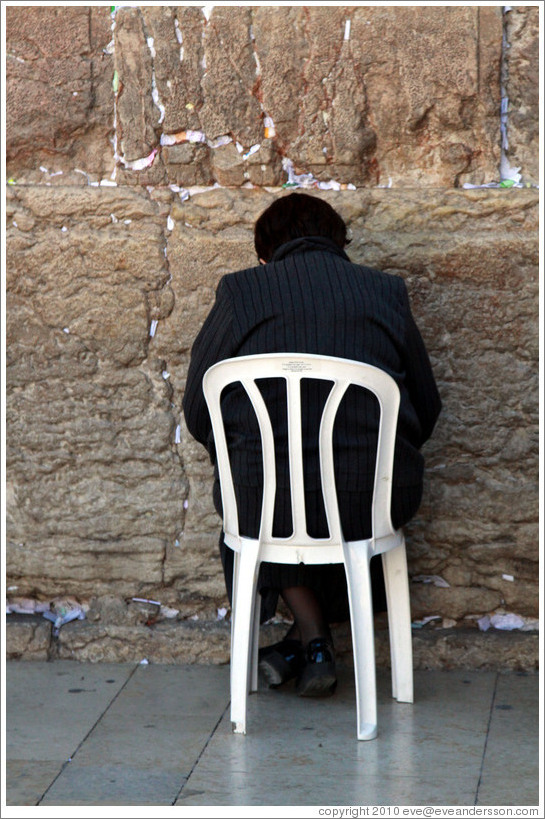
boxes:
[215,482,422,624]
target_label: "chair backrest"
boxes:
[203,353,401,556]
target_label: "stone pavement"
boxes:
[4,660,540,811]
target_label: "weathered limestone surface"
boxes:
[6,616,537,671]
[112,4,503,188]
[6,6,114,184]
[8,5,529,187]
[6,186,173,364]
[5,6,539,663]
[410,629,539,672]
[503,6,540,184]
[5,616,51,661]
[56,622,537,671]
[6,186,186,598]
[6,6,538,188]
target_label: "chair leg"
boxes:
[342,541,378,740]
[249,590,261,693]
[233,554,260,695]
[230,545,261,734]
[382,543,413,704]
[381,549,397,700]
[231,549,240,637]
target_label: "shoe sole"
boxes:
[296,663,337,697]
[258,657,285,688]
[258,653,300,688]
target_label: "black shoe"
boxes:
[296,638,337,697]
[258,639,304,688]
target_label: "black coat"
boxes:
[183,235,442,621]
[183,235,441,496]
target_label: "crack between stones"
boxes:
[473,671,499,805]
[298,6,312,141]
[140,200,188,584]
[499,6,521,183]
[248,9,276,146]
[172,11,184,63]
[173,700,230,804]
[320,21,354,165]
[87,8,96,111]
[140,14,166,129]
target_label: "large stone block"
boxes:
[5,354,186,596]
[6,186,171,365]
[410,629,538,671]
[6,6,114,183]
[114,6,159,165]
[410,583,502,621]
[255,5,503,186]
[5,616,52,661]
[6,186,187,600]
[55,619,232,664]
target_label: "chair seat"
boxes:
[224,530,405,565]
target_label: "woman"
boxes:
[183,193,441,696]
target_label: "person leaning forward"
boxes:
[182,192,441,697]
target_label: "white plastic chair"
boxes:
[202,353,413,740]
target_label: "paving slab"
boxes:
[5,661,134,806]
[6,661,134,762]
[39,663,230,806]
[176,669,497,806]
[4,761,65,808]
[476,671,540,806]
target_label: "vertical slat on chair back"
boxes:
[202,362,241,540]
[354,365,400,541]
[285,376,308,540]
[316,380,349,543]
[239,379,277,541]
[202,354,400,547]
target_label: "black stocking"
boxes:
[280,585,332,647]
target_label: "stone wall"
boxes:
[5,5,539,666]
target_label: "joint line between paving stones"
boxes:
[35,662,142,805]
[473,671,499,806]
[172,700,230,804]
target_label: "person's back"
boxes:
[217,234,437,498]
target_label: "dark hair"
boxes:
[254,192,348,262]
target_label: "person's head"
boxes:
[254,192,348,263]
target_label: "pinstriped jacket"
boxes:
[183,236,441,494]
